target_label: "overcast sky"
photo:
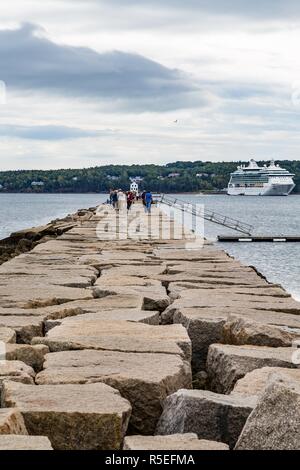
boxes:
[1,0,300,169]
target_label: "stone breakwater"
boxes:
[0,207,95,265]
[0,203,299,450]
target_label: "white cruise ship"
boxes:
[227,159,295,196]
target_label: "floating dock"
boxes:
[218,235,300,243]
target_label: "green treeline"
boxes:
[0,160,299,193]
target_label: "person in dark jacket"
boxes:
[141,191,146,207]
[111,190,118,209]
[127,191,135,211]
[109,189,114,205]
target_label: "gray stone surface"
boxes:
[124,434,229,450]
[0,361,35,400]
[223,315,300,347]
[0,327,16,344]
[0,282,94,309]
[235,375,300,450]
[36,349,192,434]
[232,367,300,398]
[44,309,160,333]
[207,343,295,393]
[0,435,53,450]
[2,381,132,450]
[5,344,49,372]
[193,371,209,390]
[0,408,28,435]
[174,288,300,311]
[93,283,170,312]
[32,320,191,361]
[156,389,255,449]
[170,308,226,371]
[0,316,44,343]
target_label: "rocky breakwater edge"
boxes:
[0,202,299,450]
[0,207,96,265]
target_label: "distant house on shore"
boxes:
[107,175,119,181]
[130,176,144,183]
[168,173,180,178]
[196,173,209,178]
[31,181,44,187]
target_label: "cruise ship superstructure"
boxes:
[227,160,295,196]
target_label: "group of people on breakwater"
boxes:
[108,189,153,213]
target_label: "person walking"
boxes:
[145,190,153,214]
[127,191,135,211]
[117,189,126,212]
[111,190,118,209]
[141,191,146,209]
[109,189,114,205]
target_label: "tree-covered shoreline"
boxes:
[0,161,299,193]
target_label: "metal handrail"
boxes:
[158,194,253,235]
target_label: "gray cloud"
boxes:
[0,23,207,112]
[0,124,107,140]
[85,0,300,19]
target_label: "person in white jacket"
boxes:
[117,190,126,212]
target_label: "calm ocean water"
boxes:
[0,193,107,239]
[0,193,299,300]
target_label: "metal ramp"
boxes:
[158,194,254,235]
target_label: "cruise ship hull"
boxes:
[228,183,295,196]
